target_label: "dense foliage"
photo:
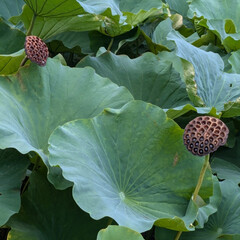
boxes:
[0,0,240,239]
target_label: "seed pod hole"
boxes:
[183,116,229,156]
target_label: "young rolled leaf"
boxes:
[48,100,214,233]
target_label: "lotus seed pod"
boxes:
[24,36,49,66]
[183,116,229,156]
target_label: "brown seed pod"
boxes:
[183,116,229,156]
[24,36,49,66]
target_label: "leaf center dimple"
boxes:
[119,192,125,200]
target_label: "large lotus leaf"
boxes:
[0,19,25,54]
[0,0,24,20]
[152,18,175,50]
[0,148,29,226]
[188,0,240,51]
[0,58,133,187]
[78,0,164,26]
[0,49,25,76]
[211,158,240,185]
[97,226,144,240]
[213,136,240,168]
[181,180,240,240]
[168,30,240,116]
[47,31,111,54]
[166,0,189,17]
[155,180,240,240]
[48,100,214,233]
[7,170,107,240]
[24,0,85,17]
[77,51,191,109]
[12,5,102,40]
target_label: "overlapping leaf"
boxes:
[181,180,240,239]
[0,49,25,75]
[97,226,144,240]
[12,5,102,40]
[168,30,240,116]
[155,181,240,240]
[188,0,240,51]
[0,0,24,20]
[7,170,107,240]
[48,101,214,232]
[0,148,29,227]
[0,19,25,75]
[0,58,133,188]
[77,51,191,109]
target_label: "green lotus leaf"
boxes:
[78,0,165,26]
[155,180,240,239]
[7,170,107,240]
[166,0,189,17]
[168,30,240,116]
[97,226,144,240]
[188,0,240,51]
[196,176,221,228]
[77,51,191,109]
[0,49,25,76]
[213,135,240,168]
[212,158,240,185]
[228,50,240,74]
[0,0,24,20]
[152,18,175,50]
[0,148,29,226]
[181,180,240,239]
[24,0,85,17]
[0,57,133,188]
[165,105,220,119]
[0,19,25,54]
[12,5,102,40]
[48,100,214,232]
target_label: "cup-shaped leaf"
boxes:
[48,101,213,232]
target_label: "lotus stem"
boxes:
[26,14,37,36]
[192,154,210,201]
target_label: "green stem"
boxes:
[192,154,210,201]
[26,14,37,36]
[20,56,28,67]
[174,231,182,240]
[174,154,210,240]
[107,38,114,51]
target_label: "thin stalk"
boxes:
[174,231,182,240]
[174,154,210,240]
[20,56,28,67]
[107,38,114,51]
[193,154,210,201]
[26,14,37,36]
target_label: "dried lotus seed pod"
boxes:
[24,36,49,66]
[183,116,229,156]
